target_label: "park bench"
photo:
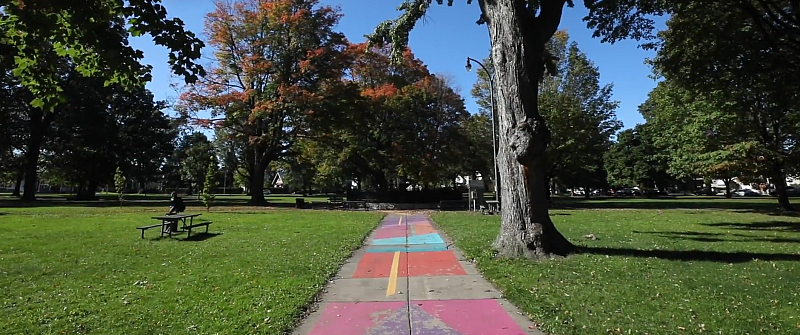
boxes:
[327,196,344,209]
[482,200,500,215]
[136,223,165,239]
[344,200,368,210]
[438,200,467,211]
[309,201,328,209]
[182,221,213,238]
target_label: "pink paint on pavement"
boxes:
[305,302,408,335]
[413,299,528,335]
[373,226,408,239]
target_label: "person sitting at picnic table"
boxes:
[167,192,186,215]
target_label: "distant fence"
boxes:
[346,189,463,203]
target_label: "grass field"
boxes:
[433,205,800,335]
[0,205,382,335]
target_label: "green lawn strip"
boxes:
[433,209,800,334]
[1,208,382,335]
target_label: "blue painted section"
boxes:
[407,233,444,245]
[372,233,444,246]
[365,244,448,253]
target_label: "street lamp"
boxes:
[466,56,500,204]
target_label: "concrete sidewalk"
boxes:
[292,213,543,335]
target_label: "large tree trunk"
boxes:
[248,167,267,205]
[12,170,23,197]
[248,146,268,206]
[771,164,793,211]
[21,132,43,201]
[76,179,99,200]
[723,177,732,198]
[484,0,575,259]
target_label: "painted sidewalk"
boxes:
[292,213,542,335]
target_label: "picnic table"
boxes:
[344,200,368,210]
[484,200,501,214]
[137,213,212,238]
[327,196,344,209]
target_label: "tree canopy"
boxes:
[0,0,205,110]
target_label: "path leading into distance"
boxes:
[292,213,542,335]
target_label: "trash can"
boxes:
[296,198,305,209]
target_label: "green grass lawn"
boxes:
[433,207,800,335]
[0,206,382,335]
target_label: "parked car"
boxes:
[734,189,761,197]
[616,189,642,196]
[769,187,800,197]
[693,189,716,196]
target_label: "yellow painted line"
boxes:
[386,251,400,296]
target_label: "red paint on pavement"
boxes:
[412,223,437,235]
[352,252,408,278]
[413,299,528,334]
[407,251,466,277]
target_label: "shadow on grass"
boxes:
[702,221,800,232]
[180,232,222,242]
[551,196,781,211]
[633,230,800,243]
[581,246,800,263]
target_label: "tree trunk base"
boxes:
[492,220,576,260]
[248,198,268,206]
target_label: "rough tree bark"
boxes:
[248,145,268,206]
[723,177,732,198]
[484,0,575,259]
[21,129,43,201]
[12,170,23,197]
[771,163,793,211]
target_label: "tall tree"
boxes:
[369,0,669,258]
[471,31,621,196]
[640,81,757,198]
[43,81,175,199]
[179,0,349,205]
[651,1,800,209]
[604,125,671,191]
[176,133,214,196]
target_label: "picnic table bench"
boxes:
[137,213,212,238]
[344,200,368,210]
[482,200,501,215]
[327,196,344,209]
[438,200,467,211]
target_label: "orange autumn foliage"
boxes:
[361,83,399,100]
[178,0,348,130]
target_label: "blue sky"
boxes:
[130,0,665,132]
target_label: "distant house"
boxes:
[271,172,284,188]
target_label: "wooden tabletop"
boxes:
[151,213,202,220]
